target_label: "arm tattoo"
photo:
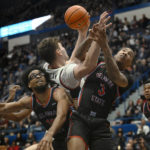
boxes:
[74,38,92,61]
[102,45,127,86]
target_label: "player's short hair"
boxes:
[22,66,50,91]
[144,79,150,85]
[37,37,59,64]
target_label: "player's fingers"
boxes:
[100,12,109,22]
[50,144,54,150]
[105,22,112,29]
[11,85,20,90]
[46,141,50,150]
[36,143,42,150]
[100,11,107,19]
[15,85,21,89]
[40,141,47,150]
[103,16,111,24]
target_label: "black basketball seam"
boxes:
[66,7,81,24]
[69,12,88,25]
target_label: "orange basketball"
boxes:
[64,5,89,30]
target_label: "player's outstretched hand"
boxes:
[36,134,54,150]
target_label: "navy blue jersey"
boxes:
[78,62,119,118]
[32,87,69,140]
[142,101,150,120]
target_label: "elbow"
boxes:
[115,78,128,88]
[90,63,97,71]
[13,117,23,122]
[119,82,128,88]
[119,77,128,88]
[85,63,97,74]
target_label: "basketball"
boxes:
[64,5,89,30]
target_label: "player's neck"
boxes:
[116,61,124,71]
[50,60,65,69]
[34,88,50,104]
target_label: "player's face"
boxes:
[115,48,134,70]
[58,42,69,61]
[28,70,47,88]
[144,83,150,100]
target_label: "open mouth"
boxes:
[120,54,125,58]
[36,79,43,84]
[145,94,150,98]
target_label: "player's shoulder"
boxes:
[53,87,66,94]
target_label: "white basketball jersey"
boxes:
[43,62,80,90]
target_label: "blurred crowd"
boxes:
[1,0,150,27]
[0,0,150,149]
[111,98,150,150]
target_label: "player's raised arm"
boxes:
[95,16,134,87]
[69,20,90,63]
[73,11,112,80]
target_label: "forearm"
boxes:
[46,115,66,137]
[70,29,90,62]
[2,109,31,122]
[74,41,101,79]
[84,41,100,68]
[1,113,22,122]
[71,37,93,62]
[6,96,13,103]
[0,106,22,114]
[103,44,120,76]
[0,102,26,114]
[102,44,128,87]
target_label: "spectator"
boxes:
[26,132,36,145]
[15,133,24,147]
[115,128,125,150]
[29,121,45,133]
[126,100,136,115]
[137,119,150,136]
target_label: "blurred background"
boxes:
[0,0,150,149]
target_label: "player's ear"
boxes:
[28,82,31,88]
[56,49,62,56]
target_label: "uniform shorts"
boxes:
[67,111,115,150]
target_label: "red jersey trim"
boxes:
[59,69,79,90]
[68,136,89,150]
[147,102,150,112]
[78,88,84,106]
[36,88,51,108]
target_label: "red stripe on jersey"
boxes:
[59,70,78,90]
[36,88,51,107]
[143,102,146,113]
[97,61,105,66]
[147,102,150,112]
[68,136,89,150]
[78,88,84,106]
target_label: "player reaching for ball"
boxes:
[38,10,112,99]
[0,11,112,150]
[67,15,135,150]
